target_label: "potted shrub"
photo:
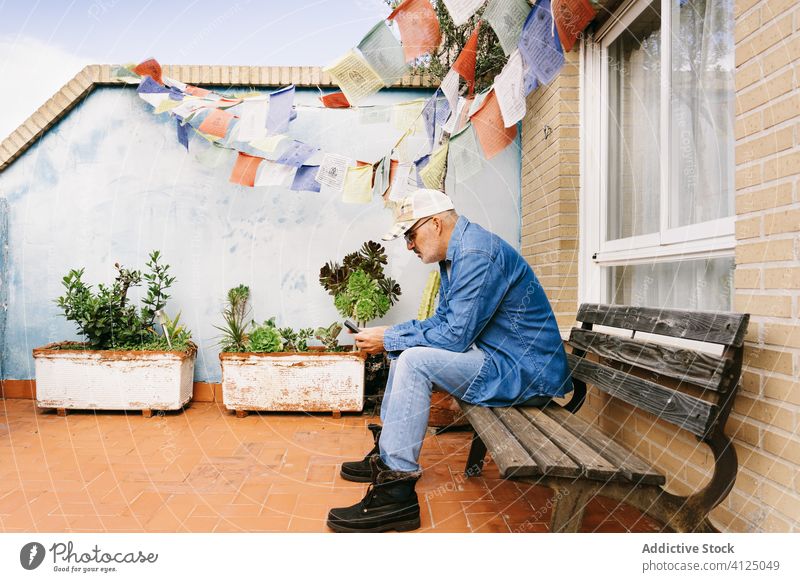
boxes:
[32,251,196,416]
[217,286,367,417]
[318,241,401,404]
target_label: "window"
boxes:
[580,0,736,310]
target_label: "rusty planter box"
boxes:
[32,342,196,414]
[219,350,367,415]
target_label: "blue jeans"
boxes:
[378,346,485,472]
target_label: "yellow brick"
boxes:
[743,346,795,374]
[739,69,794,115]
[735,57,762,92]
[735,239,794,264]
[741,369,763,395]
[763,208,800,236]
[763,430,800,464]
[735,163,762,189]
[735,14,794,67]
[735,7,761,43]
[735,215,761,239]
[735,126,794,165]
[760,0,800,25]
[764,266,800,290]
[763,322,800,348]
[727,414,761,446]
[764,150,800,181]
[736,181,794,213]
[736,442,797,487]
[735,0,761,18]
[761,35,800,78]
[763,92,800,129]
[760,481,800,520]
[735,110,763,139]
[735,268,761,288]
[763,375,800,405]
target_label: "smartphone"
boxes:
[343,319,361,334]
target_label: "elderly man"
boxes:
[326,189,573,533]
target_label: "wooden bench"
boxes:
[457,303,749,533]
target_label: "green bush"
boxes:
[54,250,192,351]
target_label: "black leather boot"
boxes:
[340,423,382,482]
[327,455,421,533]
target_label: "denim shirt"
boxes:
[383,216,573,406]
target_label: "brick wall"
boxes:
[519,49,580,332]
[519,2,799,532]
[727,0,800,532]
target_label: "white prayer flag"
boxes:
[494,50,527,127]
[442,0,486,26]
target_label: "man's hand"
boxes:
[352,326,389,355]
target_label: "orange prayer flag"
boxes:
[320,92,351,108]
[133,58,163,85]
[185,85,212,97]
[388,0,441,63]
[384,159,400,202]
[197,109,234,139]
[229,152,263,187]
[452,21,481,96]
[470,90,517,159]
[552,0,596,53]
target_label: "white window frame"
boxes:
[578,0,736,306]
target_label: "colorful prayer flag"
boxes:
[133,58,163,85]
[291,165,322,192]
[518,0,565,86]
[452,22,482,95]
[470,90,517,159]
[266,85,295,135]
[442,0,486,27]
[357,21,408,85]
[320,92,351,108]
[342,165,374,204]
[388,0,442,62]
[197,108,234,139]
[552,0,596,53]
[483,0,531,56]
[229,152,263,187]
[324,50,385,105]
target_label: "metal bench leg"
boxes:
[464,432,487,477]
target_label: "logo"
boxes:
[20,542,46,570]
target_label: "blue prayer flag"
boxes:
[267,85,295,135]
[137,76,169,94]
[176,119,190,150]
[291,165,322,192]
[276,140,319,168]
[518,0,564,87]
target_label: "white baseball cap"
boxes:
[382,189,455,241]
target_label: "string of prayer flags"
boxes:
[519,0,565,86]
[470,89,517,159]
[154,97,181,114]
[414,154,431,186]
[422,93,451,149]
[320,92,351,108]
[133,59,163,85]
[255,160,296,187]
[440,69,460,113]
[372,157,391,198]
[236,97,269,141]
[291,165,322,192]
[317,153,351,191]
[325,50,385,105]
[388,0,442,62]
[136,76,170,107]
[447,124,483,181]
[483,0,531,56]
[452,21,482,95]
[357,21,408,86]
[275,140,319,168]
[229,152,263,187]
[419,142,449,189]
[442,0,486,26]
[176,119,190,150]
[342,165,374,203]
[552,0,596,53]
[494,49,526,127]
[197,108,234,139]
[266,85,295,134]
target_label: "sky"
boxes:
[0,0,393,140]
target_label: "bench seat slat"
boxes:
[460,404,540,478]
[569,328,731,392]
[577,303,749,347]
[494,408,582,478]
[518,407,620,480]
[542,406,666,486]
[567,353,716,437]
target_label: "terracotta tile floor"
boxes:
[0,399,661,533]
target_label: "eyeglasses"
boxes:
[404,217,433,244]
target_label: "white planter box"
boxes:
[33,342,196,413]
[220,350,367,415]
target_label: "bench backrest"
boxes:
[565,303,749,442]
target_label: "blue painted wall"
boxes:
[0,86,522,382]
